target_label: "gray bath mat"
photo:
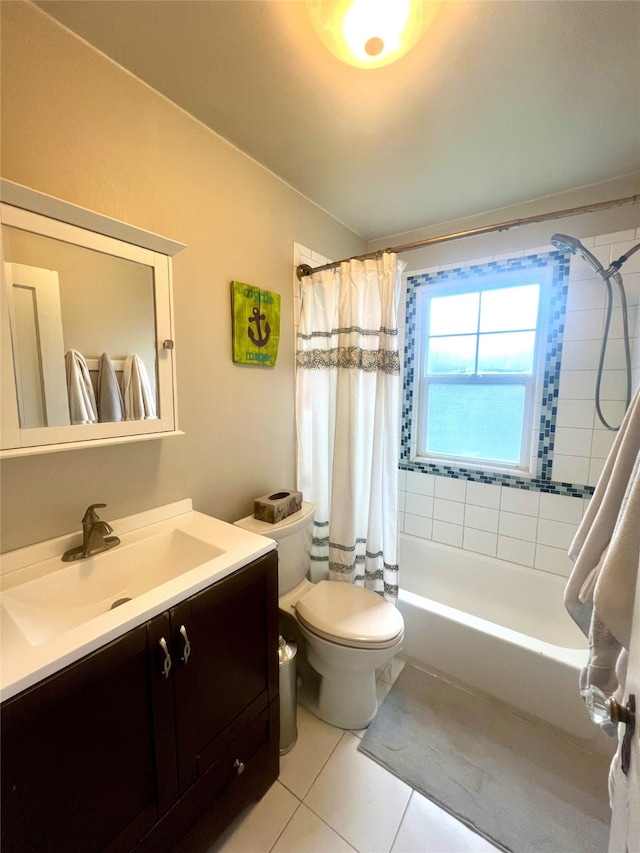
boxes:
[359,663,611,853]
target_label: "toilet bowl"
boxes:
[234,502,404,730]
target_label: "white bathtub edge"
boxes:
[398,588,586,668]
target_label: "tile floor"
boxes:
[176,659,501,853]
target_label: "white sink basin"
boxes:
[0,499,276,701]
[2,528,224,646]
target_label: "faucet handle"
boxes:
[82,503,107,524]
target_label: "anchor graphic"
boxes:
[248,306,271,347]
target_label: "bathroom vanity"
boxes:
[0,501,280,852]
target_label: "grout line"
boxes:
[300,731,362,852]
[301,727,417,853]
[298,728,350,806]
[388,790,414,853]
[300,727,348,799]
[276,774,304,802]
[266,798,303,853]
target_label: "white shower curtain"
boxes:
[296,253,405,602]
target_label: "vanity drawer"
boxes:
[186,703,279,845]
[203,705,271,801]
[136,703,279,852]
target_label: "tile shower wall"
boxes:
[399,227,640,579]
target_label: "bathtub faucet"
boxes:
[62,503,121,561]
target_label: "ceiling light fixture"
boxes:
[305,0,441,69]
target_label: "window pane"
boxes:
[429,292,479,336]
[480,285,539,333]
[426,383,525,464]
[477,331,536,373]
[427,335,476,374]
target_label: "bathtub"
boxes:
[398,533,599,741]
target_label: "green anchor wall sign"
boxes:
[231,280,281,366]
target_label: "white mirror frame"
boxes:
[0,179,185,457]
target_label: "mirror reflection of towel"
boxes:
[64,349,98,424]
[97,353,124,422]
[123,354,156,420]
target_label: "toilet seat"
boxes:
[295,581,404,650]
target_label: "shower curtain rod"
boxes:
[296,194,639,279]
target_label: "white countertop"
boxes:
[0,500,276,702]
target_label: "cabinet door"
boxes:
[172,551,279,792]
[1,184,183,457]
[1,620,167,853]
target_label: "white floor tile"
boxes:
[271,803,356,853]
[279,705,343,799]
[391,791,502,853]
[207,781,299,853]
[304,732,412,853]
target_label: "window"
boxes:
[415,270,549,472]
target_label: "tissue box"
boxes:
[254,490,302,524]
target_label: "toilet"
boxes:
[234,502,404,730]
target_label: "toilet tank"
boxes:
[234,502,315,594]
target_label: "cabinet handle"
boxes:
[159,637,172,679]
[233,758,245,776]
[179,625,192,665]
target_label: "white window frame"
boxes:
[414,269,551,476]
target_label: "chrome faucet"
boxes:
[62,503,121,562]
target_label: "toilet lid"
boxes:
[295,581,404,647]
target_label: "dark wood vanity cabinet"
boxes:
[1,550,280,853]
[1,620,163,853]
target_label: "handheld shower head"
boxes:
[550,233,605,276]
[550,231,632,431]
[550,233,583,254]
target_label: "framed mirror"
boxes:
[0,180,185,456]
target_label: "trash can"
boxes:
[278,635,298,755]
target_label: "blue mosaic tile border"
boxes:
[400,251,595,500]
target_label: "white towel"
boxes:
[122,354,157,420]
[64,349,98,425]
[97,353,124,423]
[565,384,640,707]
[595,450,640,651]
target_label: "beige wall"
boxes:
[0,1,366,552]
[367,174,640,269]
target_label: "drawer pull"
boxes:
[179,625,192,665]
[233,758,245,776]
[159,637,172,679]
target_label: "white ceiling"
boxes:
[35,0,640,241]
